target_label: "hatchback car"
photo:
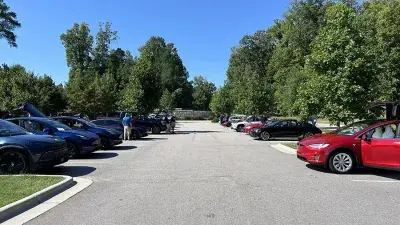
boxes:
[91,119,148,139]
[0,119,69,174]
[7,117,101,158]
[251,120,322,140]
[52,116,123,148]
[297,120,400,173]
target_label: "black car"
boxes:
[0,119,69,174]
[250,120,322,141]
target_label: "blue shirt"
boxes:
[122,117,132,126]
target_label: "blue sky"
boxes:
[0,0,292,86]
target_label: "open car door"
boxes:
[361,123,400,169]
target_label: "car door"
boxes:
[272,121,290,137]
[361,123,400,169]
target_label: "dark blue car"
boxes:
[52,116,123,148]
[7,117,101,158]
[91,118,148,139]
[0,119,69,174]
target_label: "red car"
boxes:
[244,122,264,134]
[297,120,400,174]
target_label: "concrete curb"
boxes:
[270,143,297,155]
[0,175,75,223]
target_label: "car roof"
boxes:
[52,116,81,120]
[7,117,50,122]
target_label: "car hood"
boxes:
[60,129,99,139]
[0,134,65,145]
[299,133,343,145]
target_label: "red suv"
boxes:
[297,120,400,173]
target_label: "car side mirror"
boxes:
[43,128,53,135]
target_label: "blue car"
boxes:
[52,116,123,149]
[91,118,148,139]
[0,119,69,174]
[7,117,101,158]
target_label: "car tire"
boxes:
[67,141,80,159]
[132,131,140,140]
[328,151,355,174]
[152,126,161,134]
[236,125,244,132]
[0,149,29,174]
[100,136,111,149]
[260,131,271,141]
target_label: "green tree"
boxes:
[92,22,118,75]
[192,76,216,110]
[209,84,234,115]
[0,0,21,47]
[60,23,93,72]
[295,3,375,125]
[159,88,175,110]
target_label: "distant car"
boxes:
[228,116,244,123]
[250,120,322,141]
[52,116,123,148]
[232,116,262,132]
[7,117,101,158]
[244,121,265,134]
[117,112,167,134]
[91,119,148,139]
[297,120,400,174]
[221,121,232,127]
[0,119,69,174]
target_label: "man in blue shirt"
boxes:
[122,113,132,141]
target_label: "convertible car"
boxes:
[250,120,322,141]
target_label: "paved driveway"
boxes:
[28,121,400,225]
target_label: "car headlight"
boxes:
[308,144,329,149]
[77,134,89,140]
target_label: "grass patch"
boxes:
[282,143,298,149]
[0,176,63,208]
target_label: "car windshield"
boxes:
[78,118,98,128]
[335,121,380,136]
[46,119,72,131]
[0,120,28,136]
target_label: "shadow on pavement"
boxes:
[40,166,96,177]
[77,152,118,159]
[175,131,221,134]
[108,145,137,151]
[136,137,168,141]
[306,164,400,180]
[253,138,299,142]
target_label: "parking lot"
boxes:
[28,121,400,225]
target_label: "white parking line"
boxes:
[270,144,297,155]
[352,180,400,183]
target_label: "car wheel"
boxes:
[132,131,140,140]
[260,131,271,141]
[152,126,161,134]
[67,142,79,159]
[328,151,355,174]
[100,136,111,149]
[303,132,314,139]
[0,149,29,174]
[236,125,244,132]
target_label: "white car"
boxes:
[229,115,244,123]
[231,116,262,132]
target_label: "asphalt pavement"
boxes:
[28,121,400,225]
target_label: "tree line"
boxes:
[0,0,216,118]
[211,0,400,125]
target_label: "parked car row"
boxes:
[225,116,322,141]
[0,104,170,175]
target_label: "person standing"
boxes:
[122,113,132,141]
[165,115,170,133]
[170,116,176,134]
